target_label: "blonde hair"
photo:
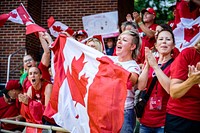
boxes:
[194,39,200,50]
[120,30,141,59]
[86,38,103,53]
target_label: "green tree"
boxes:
[134,0,176,24]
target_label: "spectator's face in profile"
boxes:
[172,7,176,17]
[23,55,36,71]
[143,12,155,23]
[156,31,174,55]
[28,67,42,86]
[7,89,21,100]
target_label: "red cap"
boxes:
[6,80,21,91]
[74,30,88,38]
[141,7,156,16]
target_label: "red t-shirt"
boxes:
[140,61,171,127]
[137,23,158,64]
[31,81,47,105]
[167,47,200,121]
[21,81,49,124]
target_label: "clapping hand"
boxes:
[18,93,29,105]
[188,63,200,86]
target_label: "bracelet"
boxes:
[138,21,143,26]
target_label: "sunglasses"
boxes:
[24,58,33,63]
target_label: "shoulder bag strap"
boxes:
[144,58,174,101]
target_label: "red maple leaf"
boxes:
[52,25,62,32]
[66,53,88,107]
[9,12,17,18]
[184,24,199,42]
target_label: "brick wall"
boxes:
[41,0,118,30]
[0,0,118,84]
[0,1,27,84]
[26,0,42,61]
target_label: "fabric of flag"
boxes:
[173,1,200,51]
[0,3,33,25]
[48,16,74,37]
[0,14,10,27]
[26,23,46,35]
[0,3,45,35]
[43,34,130,133]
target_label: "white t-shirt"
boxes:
[109,56,140,109]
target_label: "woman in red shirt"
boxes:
[137,29,175,133]
[165,41,200,133]
[19,66,52,132]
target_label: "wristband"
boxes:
[138,21,143,26]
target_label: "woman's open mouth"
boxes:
[32,79,36,84]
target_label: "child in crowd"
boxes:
[105,37,116,55]
[74,30,88,42]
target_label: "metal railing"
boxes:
[0,119,70,133]
[6,47,27,83]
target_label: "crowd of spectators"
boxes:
[0,0,199,133]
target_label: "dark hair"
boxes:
[169,5,176,11]
[105,37,116,43]
[124,21,137,30]
[159,24,172,31]
[28,66,42,76]
[157,29,175,44]
[189,0,199,12]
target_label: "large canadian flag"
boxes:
[173,1,200,51]
[0,3,45,34]
[43,34,130,133]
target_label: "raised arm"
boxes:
[137,61,149,90]
[38,32,53,67]
[145,47,171,93]
[132,12,155,38]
